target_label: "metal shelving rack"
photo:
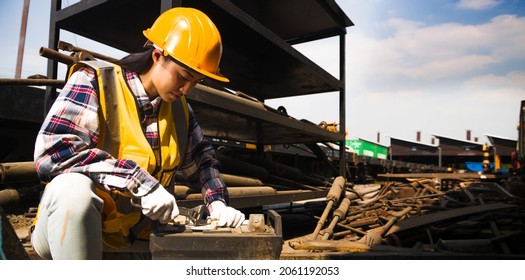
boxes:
[45,0,353,189]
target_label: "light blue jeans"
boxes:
[31,173,104,259]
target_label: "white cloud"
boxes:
[463,70,525,89]
[484,15,525,60]
[456,0,502,10]
[347,14,525,89]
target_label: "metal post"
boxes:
[338,34,346,177]
[15,0,30,79]
[161,0,180,12]
[44,0,62,115]
[438,147,442,168]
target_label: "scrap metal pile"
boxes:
[287,175,525,259]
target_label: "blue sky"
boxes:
[1,0,524,147]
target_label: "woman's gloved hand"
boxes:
[209,201,245,228]
[140,185,179,224]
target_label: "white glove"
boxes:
[140,185,179,224]
[209,201,245,228]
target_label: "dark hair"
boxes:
[117,44,155,74]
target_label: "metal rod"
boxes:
[39,47,75,65]
[310,176,345,239]
[0,78,65,87]
[57,41,120,64]
[338,33,346,177]
[289,240,371,252]
[321,197,351,240]
[336,222,367,235]
[15,0,30,78]
[0,162,39,184]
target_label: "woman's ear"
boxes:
[151,48,164,64]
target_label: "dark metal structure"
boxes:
[486,134,517,165]
[389,137,440,166]
[46,0,353,176]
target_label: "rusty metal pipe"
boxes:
[346,187,385,201]
[332,229,355,239]
[326,176,345,202]
[357,190,392,207]
[0,78,65,87]
[39,47,75,65]
[347,216,380,228]
[57,41,120,64]
[15,0,30,79]
[220,174,263,187]
[310,176,345,239]
[0,162,39,184]
[289,240,371,252]
[321,197,351,240]
[336,222,367,235]
[0,185,42,208]
[184,186,277,200]
[0,189,19,207]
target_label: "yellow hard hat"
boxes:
[143,7,229,82]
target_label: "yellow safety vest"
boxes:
[67,60,190,248]
[69,60,189,187]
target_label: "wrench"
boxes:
[130,197,207,224]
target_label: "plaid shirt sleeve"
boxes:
[179,104,229,205]
[33,68,158,196]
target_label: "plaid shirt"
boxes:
[34,66,228,205]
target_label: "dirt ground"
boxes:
[7,212,41,260]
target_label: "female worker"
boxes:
[31,7,245,259]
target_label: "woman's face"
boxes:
[149,49,205,102]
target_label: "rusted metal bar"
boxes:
[336,222,367,235]
[15,0,30,79]
[57,41,120,64]
[220,174,263,187]
[185,186,277,200]
[0,162,39,184]
[321,197,350,240]
[347,216,379,228]
[289,240,370,252]
[0,185,41,208]
[39,47,75,65]
[357,190,392,207]
[0,189,19,208]
[311,176,345,240]
[412,178,444,195]
[0,78,65,87]
[358,206,412,246]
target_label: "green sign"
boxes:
[346,139,388,159]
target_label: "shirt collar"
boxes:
[126,70,161,115]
